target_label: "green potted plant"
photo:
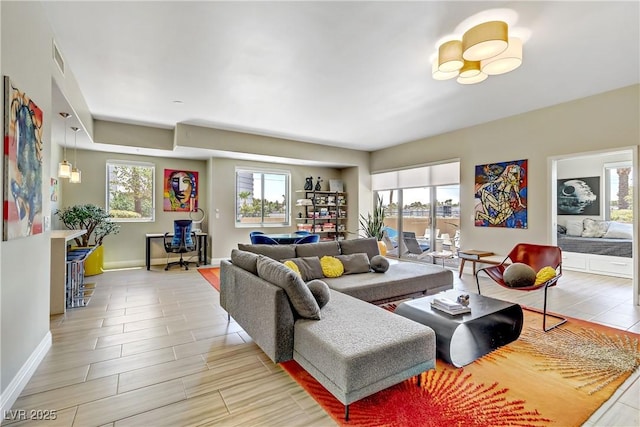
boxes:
[55,204,120,275]
[359,195,388,255]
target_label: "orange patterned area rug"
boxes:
[198,267,220,292]
[281,310,640,427]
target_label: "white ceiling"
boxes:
[43,1,639,157]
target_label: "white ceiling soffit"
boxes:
[43,1,640,156]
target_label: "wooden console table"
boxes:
[458,249,504,278]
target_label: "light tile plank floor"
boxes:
[5,266,639,426]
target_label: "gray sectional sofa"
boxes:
[220,237,453,420]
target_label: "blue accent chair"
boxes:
[295,234,320,244]
[250,234,280,245]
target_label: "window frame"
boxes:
[106,159,156,222]
[235,167,291,228]
[604,161,633,222]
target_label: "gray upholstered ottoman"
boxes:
[293,290,436,420]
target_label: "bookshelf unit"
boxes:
[296,190,347,241]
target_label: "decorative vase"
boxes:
[377,240,387,257]
[84,245,104,276]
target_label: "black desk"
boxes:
[146,232,208,270]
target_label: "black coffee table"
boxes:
[395,290,523,367]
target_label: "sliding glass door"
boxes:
[372,162,460,262]
[436,185,460,251]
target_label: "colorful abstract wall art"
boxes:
[3,76,44,240]
[557,176,600,215]
[163,169,198,211]
[474,159,528,229]
[51,178,59,202]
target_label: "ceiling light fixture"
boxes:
[433,19,523,84]
[69,127,81,184]
[57,112,72,178]
[481,37,523,75]
[462,21,508,61]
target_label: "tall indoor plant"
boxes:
[359,195,388,255]
[55,204,120,275]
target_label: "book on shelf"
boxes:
[430,297,471,315]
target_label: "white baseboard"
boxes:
[1,332,52,416]
[104,257,218,270]
[207,258,222,267]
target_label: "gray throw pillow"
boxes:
[295,241,341,258]
[503,263,536,288]
[307,279,331,309]
[603,221,633,239]
[282,257,324,282]
[237,243,296,262]
[256,255,321,320]
[565,220,583,237]
[370,255,389,273]
[339,237,379,261]
[335,253,371,274]
[230,249,259,275]
[581,218,609,238]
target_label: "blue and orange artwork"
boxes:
[474,159,528,229]
[3,76,44,240]
[163,169,198,211]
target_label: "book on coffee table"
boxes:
[431,297,471,315]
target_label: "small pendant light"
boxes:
[69,127,81,184]
[57,112,72,178]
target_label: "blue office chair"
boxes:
[249,230,265,237]
[294,230,311,236]
[164,219,198,270]
[295,234,320,244]
[250,234,280,245]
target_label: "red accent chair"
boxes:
[475,243,565,332]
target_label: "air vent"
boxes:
[53,40,64,75]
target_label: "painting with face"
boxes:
[164,169,198,211]
[557,176,600,215]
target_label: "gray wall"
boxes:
[1,0,54,402]
[208,158,350,262]
[371,85,639,257]
[57,150,208,268]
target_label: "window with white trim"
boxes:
[604,162,633,223]
[236,168,290,227]
[106,160,155,222]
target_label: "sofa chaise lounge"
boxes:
[220,238,453,419]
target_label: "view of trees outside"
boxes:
[236,171,289,225]
[107,163,154,220]
[609,166,633,223]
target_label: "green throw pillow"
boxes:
[503,263,536,288]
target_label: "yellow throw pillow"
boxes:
[535,266,556,285]
[283,260,301,276]
[320,256,344,278]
